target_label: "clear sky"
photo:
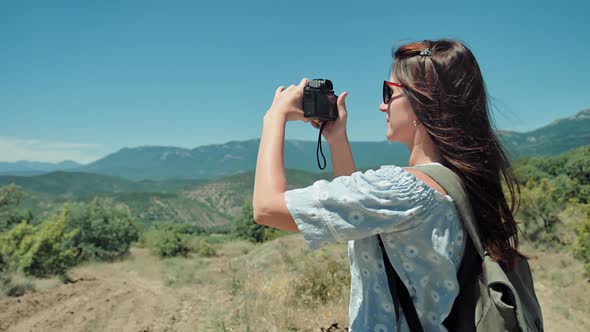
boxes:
[1,0,588,163]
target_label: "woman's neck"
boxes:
[407,127,444,166]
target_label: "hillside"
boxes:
[499,108,590,158]
[0,168,330,228]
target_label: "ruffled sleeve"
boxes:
[284,165,441,250]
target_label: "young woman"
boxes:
[252,39,521,331]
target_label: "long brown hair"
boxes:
[391,39,522,270]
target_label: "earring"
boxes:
[413,120,418,127]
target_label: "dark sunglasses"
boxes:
[383,80,405,104]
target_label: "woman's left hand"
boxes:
[266,78,312,123]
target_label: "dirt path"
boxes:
[0,249,218,332]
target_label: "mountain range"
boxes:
[1,109,588,181]
[0,160,82,176]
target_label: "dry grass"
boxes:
[2,233,589,331]
[523,241,590,331]
[219,235,350,331]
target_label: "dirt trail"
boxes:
[0,250,216,332]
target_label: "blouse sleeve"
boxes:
[284,165,441,250]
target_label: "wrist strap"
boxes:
[316,121,328,170]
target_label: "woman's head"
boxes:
[385,39,522,269]
[382,40,488,148]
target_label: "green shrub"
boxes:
[291,257,350,306]
[141,228,190,258]
[519,179,562,246]
[0,184,33,232]
[231,201,267,243]
[0,184,25,208]
[201,233,234,244]
[263,227,284,242]
[66,198,140,262]
[196,241,217,257]
[0,207,79,277]
[572,204,590,276]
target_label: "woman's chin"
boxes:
[385,128,396,142]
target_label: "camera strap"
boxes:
[316,121,328,170]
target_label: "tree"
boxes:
[0,184,33,232]
[0,184,25,208]
[519,179,562,245]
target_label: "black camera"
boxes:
[303,78,338,122]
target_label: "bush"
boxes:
[141,228,190,258]
[185,236,218,257]
[231,201,267,243]
[0,184,33,232]
[519,179,562,246]
[140,222,219,258]
[196,241,217,257]
[0,184,25,208]
[264,227,289,242]
[66,198,140,262]
[0,207,79,277]
[572,203,590,276]
[291,256,350,306]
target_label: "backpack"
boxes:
[391,163,544,331]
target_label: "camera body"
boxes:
[303,78,338,122]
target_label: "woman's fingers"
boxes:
[311,120,335,131]
[298,77,310,89]
[274,86,285,99]
[337,92,349,118]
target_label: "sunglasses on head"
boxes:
[383,80,405,104]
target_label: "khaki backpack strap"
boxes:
[409,164,486,259]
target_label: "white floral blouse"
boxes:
[284,163,466,332]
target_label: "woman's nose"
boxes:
[379,102,388,113]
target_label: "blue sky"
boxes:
[1,0,588,163]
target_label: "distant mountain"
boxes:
[71,140,409,180]
[2,142,587,229]
[3,109,588,180]
[0,160,82,176]
[498,109,590,159]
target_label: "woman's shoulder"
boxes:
[348,165,418,190]
[355,164,454,203]
[354,164,408,180]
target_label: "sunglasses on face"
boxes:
[383,80,405,104]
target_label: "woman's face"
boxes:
[379,72,418,145]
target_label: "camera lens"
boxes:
[310,79,333,91]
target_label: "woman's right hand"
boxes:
[310,92,349,145]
